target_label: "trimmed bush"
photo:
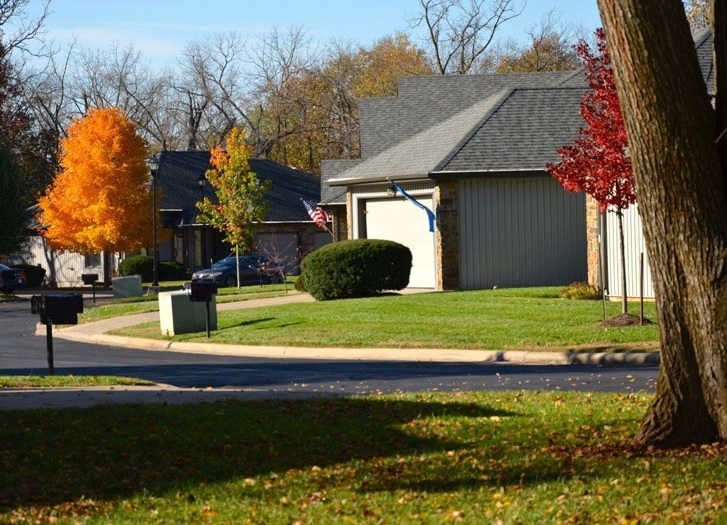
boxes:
[119,256,187,282]
[294,271,307,292]
[300,239,412,301]
[11,264,46,287]
[160,260,189,281]
[119,255,153,282]
[559,282,602,300]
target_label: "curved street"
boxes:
[0,294,659,409]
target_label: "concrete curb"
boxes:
[42,291,660,366]
[50,325,661,366]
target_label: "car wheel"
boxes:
[223,275,236,287]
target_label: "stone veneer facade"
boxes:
[435,180,460,290]
[585,194,601,289]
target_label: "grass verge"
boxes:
[1,391,725,524]
[0,376,155,388]
[78,282,296,323]
[113,287,660,351]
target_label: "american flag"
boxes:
[302,199,330,231]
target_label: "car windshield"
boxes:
[211,257,258,269]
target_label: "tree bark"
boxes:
[598,0,727,446]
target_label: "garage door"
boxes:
[365,197,436,288]
[459,177,586,289]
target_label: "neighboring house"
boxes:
[323,72,590,290]
[323,29,715,295]
[10,153,328,285]
[9,205,119,287]
[155,151,329,274]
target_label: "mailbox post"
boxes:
[188,279,217,338]
[81,273,99,303]
[31,293,84,375]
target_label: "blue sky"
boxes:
[27,0,602,67]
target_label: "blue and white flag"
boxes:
[391,181,436,232]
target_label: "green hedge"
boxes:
[160,260,189,281]
[119,255,153,282]
[11,264,46,287]
[119,256,188,282]
[300,239,412,301]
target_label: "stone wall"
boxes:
[585,195,602,289]
[436,180,460,290]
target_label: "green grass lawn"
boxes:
[0,376,155,388]
[113,287,660,352]
[78,281,297,323]
[2,391,725,524]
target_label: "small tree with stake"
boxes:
[547,28,635,315]
[197,127,270,287]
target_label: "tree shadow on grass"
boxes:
[0,397,515,510]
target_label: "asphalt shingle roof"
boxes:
[439,88,584,173]
[328,87,584,184]
[156,151,321,225]
[359,71,583,159]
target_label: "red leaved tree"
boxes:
[547,28,635,314]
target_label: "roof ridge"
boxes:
[433,89,514,173]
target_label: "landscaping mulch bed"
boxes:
[602,312,653,327]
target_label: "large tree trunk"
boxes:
[598,0,727,447]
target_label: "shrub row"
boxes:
[299,239,412,301]
[118,255,189,282]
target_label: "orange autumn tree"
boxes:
[39,107,158,254]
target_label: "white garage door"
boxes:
[365,197,436,288]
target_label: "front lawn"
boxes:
[113,287,660,351]
[79,282,296,323]
[2,391,725,524]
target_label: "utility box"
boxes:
[159,290,217,336]
[112,275,143,298]
[31,293,84,325]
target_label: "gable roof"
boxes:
[328,87,584,185]
[328,29,714,188]
[156,151,321,225]
[359,71,582,159]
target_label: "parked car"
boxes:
[191,254,283,287]
[0,263,26,294]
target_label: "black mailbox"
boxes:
[31,293,84,325]
[189,280,218,302]
[81,273,99,285]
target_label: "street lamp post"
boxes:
[146,154,160,292]
[197,175,208,268]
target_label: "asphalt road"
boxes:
[0,297,659,395]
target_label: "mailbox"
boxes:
[31,293,84,325]
[81,273,99,285]
[188,280,218,302]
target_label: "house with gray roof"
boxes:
[323,71,589,290]
[156,151,330,274]
[323,28,715,294]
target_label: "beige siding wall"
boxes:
[458,176,587,289]
[604,204,654,299]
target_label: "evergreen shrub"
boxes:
[300,239,411,301]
